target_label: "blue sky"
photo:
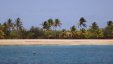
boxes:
[0,0,113,29]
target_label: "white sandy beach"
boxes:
[0,39,113,45]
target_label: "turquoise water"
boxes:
[0,45,113,64]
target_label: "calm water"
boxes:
[0,45,113,64]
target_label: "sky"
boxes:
[0,0,113,29]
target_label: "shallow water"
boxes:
[0,45,113,64]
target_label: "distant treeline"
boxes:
[0,17,113,39]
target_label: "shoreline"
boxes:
[0,39,113,45]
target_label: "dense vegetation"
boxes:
[0,17,113,39]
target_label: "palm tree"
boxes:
[54,19,62,38]
[91,22,99,30]
[14,18,23,38]
[42,21,50,30]
[47,19,54,30]
[54,19,62,29]
[78,17,87,28]
[15,18,23,31]
[7,18,14,31]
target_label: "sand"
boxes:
[0,39,113,45]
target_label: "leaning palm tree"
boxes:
[78,17,87,28]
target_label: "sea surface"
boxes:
[0,45,113,64]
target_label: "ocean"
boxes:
[0,45,113,64]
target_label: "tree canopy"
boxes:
[0,17,113,39]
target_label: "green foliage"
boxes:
[103,21,113,38]
[0,30,5,39]
[70,25,76,32]
[10,30,18,39]
[91,22,99,30]
[0,18,113,39]
[28,26,44,39]
[0,25,5,39]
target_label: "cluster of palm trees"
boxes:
[0,18,25,39]
[42,19,61,30]
[0,17,113,39]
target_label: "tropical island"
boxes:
[0,17,113,45]
[0,17,113,39]
[0,1,113,64]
